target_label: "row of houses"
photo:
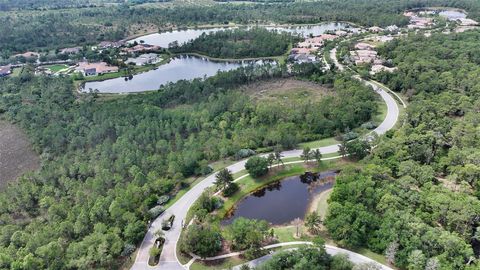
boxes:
[289,34,339,63]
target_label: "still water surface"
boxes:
[129,22,354,48]
[222,171,337,226]
[83,55,258,93]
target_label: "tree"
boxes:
[385,241,398,265]
[331,253,354,270]
[225,218,269,251]
[274,147,284,167]
[245,156,269,178]
[305,211,322,234]
[267,153,275,168]
[214,168,234,190]
[313,149,323,164]
[301,147,311,163]
[180,224,222,258]
[292,218,303,238]
[407,250,426,270]
[345,140,371,160]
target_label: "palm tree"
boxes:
[313,149,322,164]
[214,168,233,190]
[274,147,284,167]
[305,212,322,234]
[292,218,303,237]
[267,153,275,168]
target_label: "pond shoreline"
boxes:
[221,169,338,226]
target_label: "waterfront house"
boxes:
[76,62,119,76]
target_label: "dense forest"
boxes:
[0,0,171,11]
[326,30,480,269]
[0,64,377,269]
[2,0,480,56]
[171,28,298,58]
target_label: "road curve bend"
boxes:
[131,55,402,270]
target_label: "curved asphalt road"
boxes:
[131,49,401,270]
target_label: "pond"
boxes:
[222,171,337,226]
[82,55,268,93]
[439,10,467,20]
[129,22,354,48]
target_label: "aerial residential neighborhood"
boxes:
[1,1,480,270]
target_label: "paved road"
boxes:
[232,243,394,270]
[330,48,344,71]
[131,51,401,270]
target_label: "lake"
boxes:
[82,55,264,93]
[129,22,354,48]
[222,171,337,226]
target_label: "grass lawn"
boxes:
[316,189,332,220]
[46,64,68,72]
[11,67,23,77]
[355,248,388,265]
[373,99,388,124]
[298,137,340,149]
[210,159,236,171]
[191,256,246,270]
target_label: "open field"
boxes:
[0,120,39,189]
[240,78,333,104]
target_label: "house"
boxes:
[0,66,11,77]
[122,44,161,54]
[368,26,384,33]
[60,47,82,54]
[350,50,378,65]
[385,25,399,32]
[355,42,376,50]
[76,62,119,76]
[291,47,317,54]
[408,16,434,29]
[98,41,125,49]
[457,18,479,26]
[126,53,160,66]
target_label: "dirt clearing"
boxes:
[240,78,333,103]
[0,120,39,189]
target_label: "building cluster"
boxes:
[349,40,397,75]
[289,34,338,63]
[404,12,435,29]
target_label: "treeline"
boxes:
[2,0,480,56]
[0,64,377,269]
[326,31,480,269]
[170,28,298,58]
[0,0,171,11]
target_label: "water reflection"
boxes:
[222,171,337,225]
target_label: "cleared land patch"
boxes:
[240,78,333,104]
[0,120,39,189]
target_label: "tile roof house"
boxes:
[0,66,11,77]
[60,47,82,54]
[76,62,119,76]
